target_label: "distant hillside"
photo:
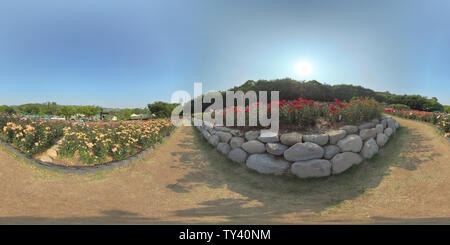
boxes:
[190,78,443,112]
[228,78,444,112]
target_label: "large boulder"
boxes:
[324,145,341,160]
[328,130,347,144]
[376,133,388,147]
[359,122,375,130]
[280,132,302,146]
[201,129,211,140]
[330,152,363,174]
[384,127,393,137]
[257,130,279,143]
[242,140,266,154]
[375,124,384,134]
[228,148,248,164]
[230,137,245,149]
[266,143,288,156]
[303,134,329,146]
[246,154,290,175]
[283,142,324,161]
[216,131,232,143]
[245,130,260,141]
[208,135,219,146]
[381,119,387,129]
[372,118,380,125]
[387,118,396,131]
[361,138,379,159]
[230,129,243,137]
[359,128,377,141]
[291,159,331,178]
[217,143,231,155]
[394,121,400,129]
[337,134,363,152]
[340,125,358,134]
[215,126,232,132]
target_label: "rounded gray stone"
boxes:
[217,142,231,155]
[331,152,363,174]
[265,143,288,156]
[246,153,290,175]
[324,145,341,160]
[303,134,329,146]
[245,130,260,141]
[215,126,232,132]
[328,130,347,144]
[376,133,388,147]
[208,134,219,146]
[340,125,358,134]
[283,142,324,162]
[337,134,363,153]
[257,130,279,143]
[381,119,387,129]
[291,159,331,178]
[241,140,266,154]
[280,132,302,146]
[359,122,375,130]
[387,118,396,131]
[384,127,393,137]
[361,138,379,159]
[375,124,384,134]
[230,129,243,137]
[230,137,245,149]
[216,131,232,143]
[228,148,248,164]
[359,128,377,141]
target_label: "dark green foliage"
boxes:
[0,105,16,115]
[147,101,179,118]
[376,93,443,112]
[389,104,411,110]
[444,106,450,113]
[187,78,443,112]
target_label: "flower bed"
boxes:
[59,119,174,164]
[0,114,175,166]
[194,115,400,179]
[384,108,449,138]
[0,115,65,156]
[212,97,382,132]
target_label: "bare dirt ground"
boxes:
[0,116,449,224]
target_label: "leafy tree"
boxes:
[57,106,76,120]
[148,101,179,118]
[444,106,450,113]
[389,104,410,110]
[79,106,102,117]
[0,105,16,115]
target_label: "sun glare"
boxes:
[295,62,313,76]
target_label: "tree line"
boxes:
[186,78,445,112]
[0,102,151,120]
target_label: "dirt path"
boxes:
[0,116,449,224]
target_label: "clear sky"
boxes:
[1,0,449,108]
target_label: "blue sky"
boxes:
[0,0,449,108]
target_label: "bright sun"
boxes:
[295,62,313,76]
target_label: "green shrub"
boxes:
[389,104,410,110]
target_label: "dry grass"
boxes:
[0,116,449,224]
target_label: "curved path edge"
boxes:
[0,128,176,174]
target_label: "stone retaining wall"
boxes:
[194,116,400,178]
[0,128,176,174]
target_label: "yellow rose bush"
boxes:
[59,119,174,164]
[0,115,65,155]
